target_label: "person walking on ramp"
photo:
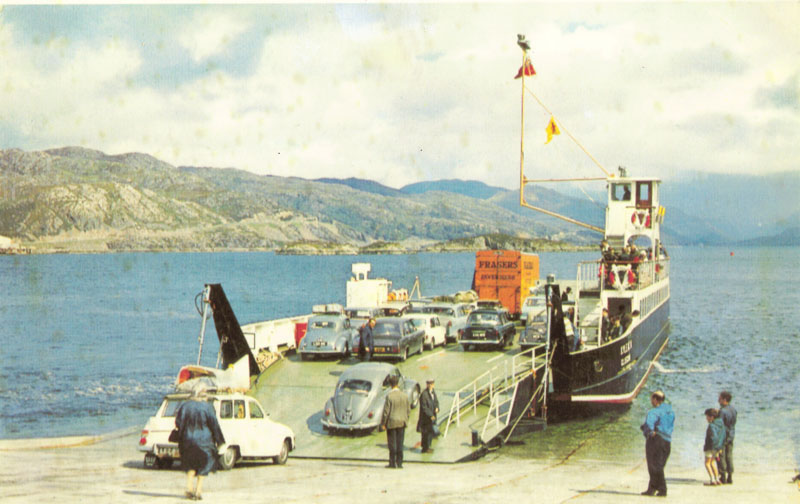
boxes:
[175,383,225,500]
[417,379,439,454]
[380,374,410,468]
[640,390,675,497]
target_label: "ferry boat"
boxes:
[514,34,670,416]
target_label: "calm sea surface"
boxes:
[1,248,798,472]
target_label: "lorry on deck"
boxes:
[471,250,539,319]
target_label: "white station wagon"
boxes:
[138,391,295,470]
[405,313,447,349]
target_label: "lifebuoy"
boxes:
[631,211,647,230]
[611,264,633,290]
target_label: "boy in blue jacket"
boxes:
[703,408,725,486]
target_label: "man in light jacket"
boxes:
[381,375,410,468]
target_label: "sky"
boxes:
[0,3,798,189]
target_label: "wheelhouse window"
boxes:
[611,183,632,202]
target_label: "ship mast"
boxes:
[516,34,604,234]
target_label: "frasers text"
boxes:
[478,260,519,270]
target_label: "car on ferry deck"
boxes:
[371,317,425,361]
[321,362,420,433]
[298,310,358,360]
[460,308,516,350]
[377,300,411,317]
[405,313,447,350]
[138,391,295,470]
[422,302,471,343]
[518,308,547,350]
[521,294,547,326]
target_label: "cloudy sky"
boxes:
[0,3,798,189]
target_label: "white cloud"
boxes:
[177,10,251,62]
[1,3,798,190]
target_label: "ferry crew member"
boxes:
[417,379,439,454]
[718,391,737,484]
[640,390,674,497]
[380,375,410,469]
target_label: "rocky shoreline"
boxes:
[14,232,593,255]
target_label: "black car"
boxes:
[371,317,425,361]
[460,308,516,350]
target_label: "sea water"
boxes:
[1,248,798,472]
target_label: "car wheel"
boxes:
[143,453,158,469]
[410,385,420,409]
[273,439,290,465]
[218,446,238,470]
[156,457,173,470]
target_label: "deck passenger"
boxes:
[619,307,633,334]
[565,308,580,351]
[600,308,611,343]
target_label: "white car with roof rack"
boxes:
[138,390,295,470]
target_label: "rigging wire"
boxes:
[523,85,611,178]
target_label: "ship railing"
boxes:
[443,346,537,438]
[579,258,670,294]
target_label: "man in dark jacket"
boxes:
[359,318,376,362]
[381,375,410,468]
[718,390,737,484]
[417,379,439,453]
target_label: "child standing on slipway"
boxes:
[703,408,726,486]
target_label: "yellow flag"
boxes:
[545,116,560,144]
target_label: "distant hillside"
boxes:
[2,146,795,253]
[737,226,800,246]
[313,177,402,197]
[401,179,506,200]
[0,147,590,253]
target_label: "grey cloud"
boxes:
[756,73,800,111]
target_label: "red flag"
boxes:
[514,57,536,79]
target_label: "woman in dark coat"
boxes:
[175,384,225,500]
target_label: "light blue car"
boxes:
[298,314,358,360]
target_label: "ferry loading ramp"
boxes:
[203,282,548,464]
[250,343,546,464]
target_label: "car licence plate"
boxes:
[472,330,485,339]
[375,347,387,353]
[313,340,325,347]
[155,444,180,458]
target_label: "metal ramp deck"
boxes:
[250,341,546,463]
